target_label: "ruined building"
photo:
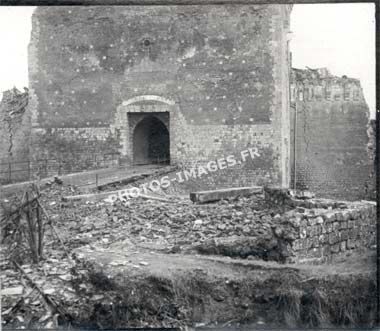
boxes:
[27,5,292,189]
[0,5,374,200]
[290,68,373,200]
[0,88,30,183]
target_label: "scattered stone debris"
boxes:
[190,186,263,203]
[0,181,377,329]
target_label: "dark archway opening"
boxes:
[132,115,170,165]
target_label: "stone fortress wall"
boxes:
[290,68,374,200]
[27,5,292,189]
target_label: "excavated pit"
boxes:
[72,241,376,329]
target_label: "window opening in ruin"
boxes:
[343,87,351,100]
[132,115,170,165]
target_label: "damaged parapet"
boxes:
[0,87,31,183]
[264,187,376,264]
[290,67,373,201]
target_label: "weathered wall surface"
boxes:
[29,5,292,189]
[265,187,377,263]
[290,68,373,200]
[0,88,31,183]
[366,119,376,200]
[290,200,376,263]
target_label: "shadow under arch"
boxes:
[132,115,170,165]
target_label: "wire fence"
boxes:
[0,152,121,185]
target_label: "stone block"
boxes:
[331,243,340,254]
[340,229,349,241]
[319,233,328,244]
[315,216,324,224]
[341,210,350,221]
[352,227,359,238]
[340,241,347,252]
[296,207,306,213]
[312,236,319,248]
[190,186,263,203]
[324,212,336,222]
[300,219,308,228]
[292,239,301,251]
[320,223,326,234]
[289,217,300,228]
[360,210,367,220]
[299,238,308,250]
[300,226,307,239]
[328,232,337,245]
[347,238,356,249]
[351,210,359,219]
[322,245,331,257]
[335,212,343,221]
[307,217,317,226]
[309,225,318,237]
[309,202,317,209]
[308,247,322,259]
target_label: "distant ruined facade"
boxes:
[27,5,293,189]
[0,5,374,200]
[290,68,373,200]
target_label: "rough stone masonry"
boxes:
[290,68,374,200]
[27,5,292,189]
[0,5,373,199]
[0,88,31,183]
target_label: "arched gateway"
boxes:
[113,95,173,165]
[132,115,170,165]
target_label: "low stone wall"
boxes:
[265,187,377,263]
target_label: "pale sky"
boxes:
[0,4,376,118]
[291,3,376,118]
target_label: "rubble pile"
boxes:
[1,182,298,327]
[1,182,376,328]
[44,184,298,261]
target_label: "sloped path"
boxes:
[1,164,169,196]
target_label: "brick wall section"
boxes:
[28,5,292,189]
[30,127,120,175]
[290,68,373,200]
[264,187,376,264]
[366,119,376,200]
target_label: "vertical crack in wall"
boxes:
[0,88,29,159]
[5,117,14,157]
[301,103,311,154]
[364,119,376,199]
